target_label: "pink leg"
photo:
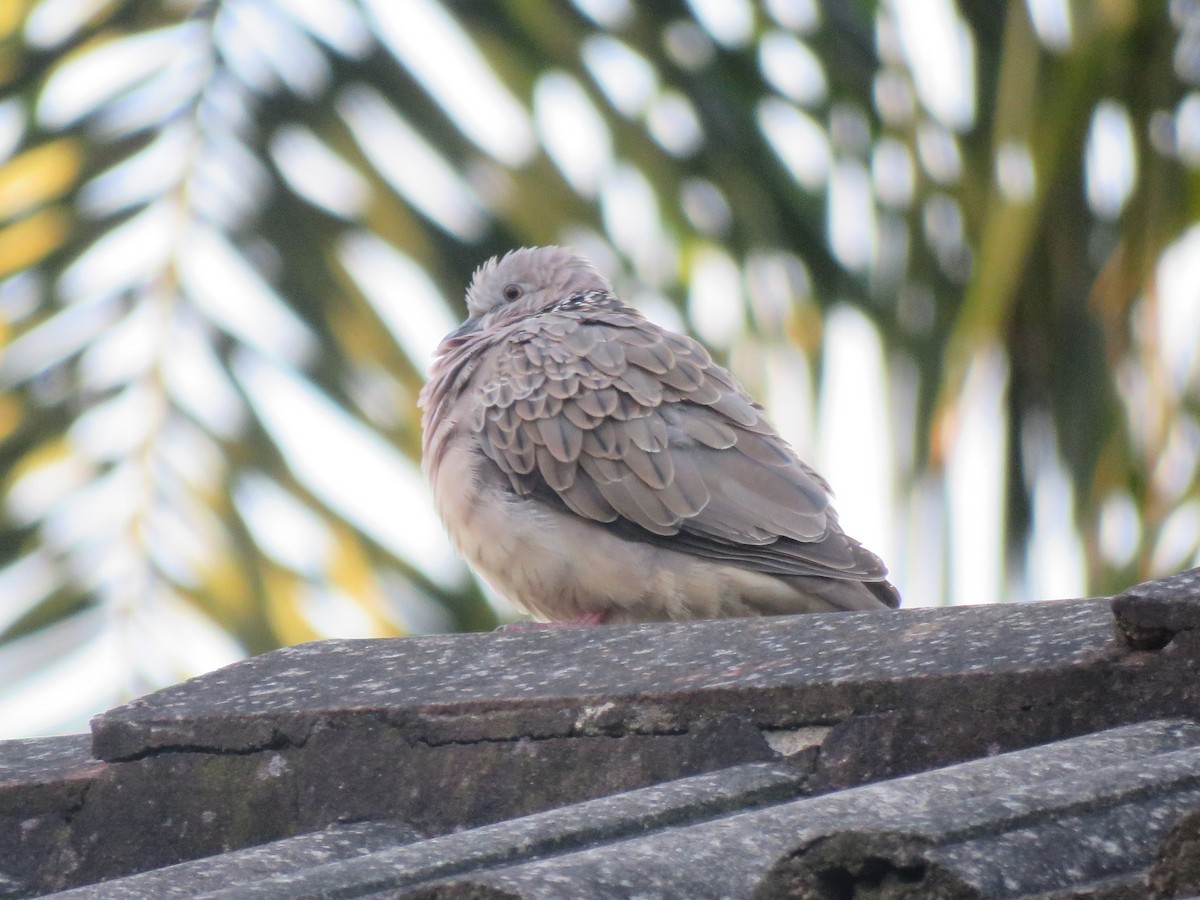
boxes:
[494,610,610,632]
[571,610,610,626]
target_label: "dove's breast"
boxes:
[427,417,830,622]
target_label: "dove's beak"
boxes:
[447,316,482,340]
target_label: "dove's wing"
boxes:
[470,307,894,601]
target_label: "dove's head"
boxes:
[453,246,612,337]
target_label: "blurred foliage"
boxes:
[0,0,1198,730]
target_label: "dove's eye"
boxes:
[502,283,523,302]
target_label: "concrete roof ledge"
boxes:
[0,567,1197,898]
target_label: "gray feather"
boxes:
[420,246,901,619]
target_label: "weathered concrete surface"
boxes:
[0,735,105,897]
[1112,565,1200,649]
[412,720,1200,900]
[87,592,1200,802]
[1150,804,1200,897]
[0,735,101,815]
[5,715,781,894]
[757,746,1200,897]
[58,761,809,899]
[5,570,1200,896]
[91,600,1120,761]
[44,819,423,899]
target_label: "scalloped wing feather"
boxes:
[462,307,891,589]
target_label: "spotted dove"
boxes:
[419,246,900,624]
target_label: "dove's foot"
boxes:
[495,611,610,632]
